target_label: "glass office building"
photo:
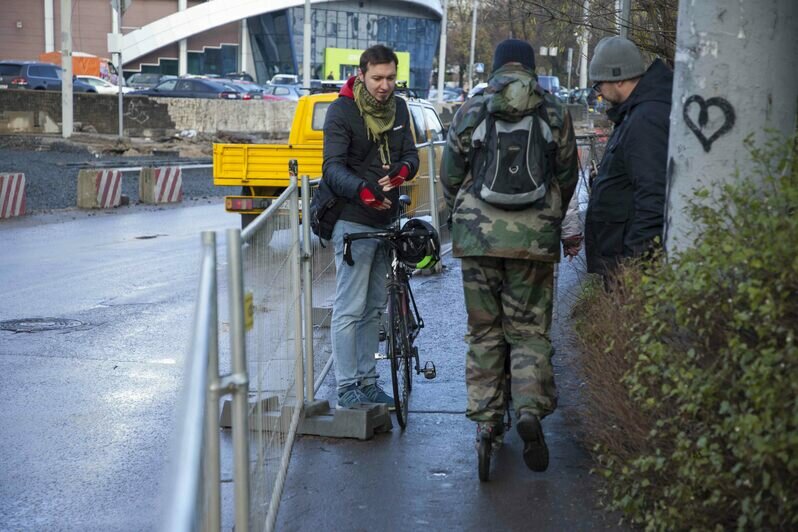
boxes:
[249,5,441,91]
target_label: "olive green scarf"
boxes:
[353,78,395,165]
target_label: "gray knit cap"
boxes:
[588,36,646,81]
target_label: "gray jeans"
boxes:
[331,219,389,391]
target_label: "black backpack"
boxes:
[470,105,558,210]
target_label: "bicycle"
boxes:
[342,208,438,429]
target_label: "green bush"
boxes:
[575,135,798,530]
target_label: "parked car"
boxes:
[222,80,270,100]
[570,87,598,106]
[0,61,96,92]
[76,75,133,95]
[129,77,241,99]
[269,74,299,85]
[261,84,308,101]
[468,82,488,98]
[555,87,571,102]
[126,72,177,90]
[428,87,466,103]
[224,72,255,82]
[537,75,561,95]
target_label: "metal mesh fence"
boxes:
[306,182,337,395]
[240,199,302,529]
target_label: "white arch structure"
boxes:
[122,0,442,63]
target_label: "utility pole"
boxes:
[61,0,73,139]
[110,0,124,138]
[45,0,55,52]
[178,0,187,76]
[468,0,478,90]
[619,0,631,38]
[240,19,253,76]
[436,0,448,103]
[578,0,589,88]
[303,0,311,87]
[566,47,573,89]
[664,0,798,253]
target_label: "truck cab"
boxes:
[213,89,447,227]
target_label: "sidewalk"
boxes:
[276,253,625,531]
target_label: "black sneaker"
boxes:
[517,413,549,472]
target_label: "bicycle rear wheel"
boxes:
[388,291,410,428]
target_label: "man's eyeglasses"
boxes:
[591,81,603,92]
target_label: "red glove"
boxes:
[359,182,386,208]
[387,162,411,188]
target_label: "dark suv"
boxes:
[0,61,96,92]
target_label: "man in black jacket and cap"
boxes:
[322,44,419,409]
[585,36,673,279]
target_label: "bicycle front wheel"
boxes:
[388,291,410,428]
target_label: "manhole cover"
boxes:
[0,318,85,333]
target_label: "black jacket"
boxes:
[585,59,673,276]
[322,85,419,229]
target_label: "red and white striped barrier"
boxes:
[0,173,26,219]
[77,169,122,209]
[139,166,182,204]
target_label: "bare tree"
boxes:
[444,0,677,88]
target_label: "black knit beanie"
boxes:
[492,39,536,73]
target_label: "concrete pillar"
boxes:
[60,0,73,138]
[664,0,798,253]
[178,0,188,76]
[44,0,55,52]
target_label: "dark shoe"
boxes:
[517,413,549,472]
[359,382,393,405]
[336,384,369,409]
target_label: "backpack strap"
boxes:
[536,102,559,178]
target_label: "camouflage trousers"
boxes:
[461,256,557,423]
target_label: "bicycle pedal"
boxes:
[422,361,436,379]
[374,352,387,360]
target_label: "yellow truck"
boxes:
[213,89,448,228]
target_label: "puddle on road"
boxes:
[0,317,86,333]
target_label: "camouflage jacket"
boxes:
[441,65,578,261]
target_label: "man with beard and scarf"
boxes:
[585,36,673,280]
[322,44,419,409]
[441,39,578,472]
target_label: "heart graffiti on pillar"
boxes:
[683,95,735,153]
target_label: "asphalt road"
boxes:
[0,202,237,530]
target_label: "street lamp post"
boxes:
[436,0,448,103]
[468,0,478,90]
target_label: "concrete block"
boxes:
[312,306,332,328]
[220,395,392,440]
[0,173,26,219]
[77,169,122,209]
[298,402,392,440]
[139,166,182,204]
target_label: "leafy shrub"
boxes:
[574,135,798,530]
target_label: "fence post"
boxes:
[301,175,314,401]
[289,174,305,406]
[226,228,250,532]
[204,233,221,532]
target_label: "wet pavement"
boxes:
[276,251,626,531]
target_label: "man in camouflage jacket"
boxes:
[441,39,578,472]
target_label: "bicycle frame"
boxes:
[342,224,432,428]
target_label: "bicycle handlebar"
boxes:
[342,228,433,267]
